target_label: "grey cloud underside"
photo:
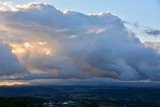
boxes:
[0,3,160,82]
[0,43,28,75]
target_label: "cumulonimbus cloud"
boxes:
[0,2,160,84]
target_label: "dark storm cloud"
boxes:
[145,29,160,36]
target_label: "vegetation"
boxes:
[0,97,44,107]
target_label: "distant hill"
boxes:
[0,85,160,106]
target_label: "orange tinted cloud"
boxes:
[0,81,30,86]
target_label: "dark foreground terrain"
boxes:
[0,84,160,107]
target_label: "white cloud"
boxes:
[144,41,160,53]
[0,2,160,84]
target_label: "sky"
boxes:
[0,0,160,86]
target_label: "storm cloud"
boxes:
[0,2,160,84]
[145,29,160,36]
